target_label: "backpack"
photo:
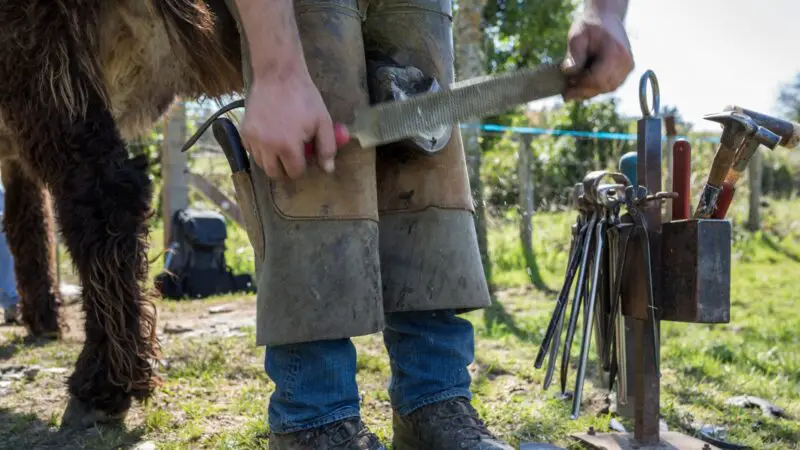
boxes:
[154,208,255,299]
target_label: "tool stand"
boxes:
[570,71,732,450]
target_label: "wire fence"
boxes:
[54,102,800,289]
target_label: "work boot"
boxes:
[269,417,386,450]
[392,397,514,450]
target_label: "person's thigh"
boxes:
[250,0,385,346]
[362,0,491,314]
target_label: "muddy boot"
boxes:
[269,418,386,450]
[392,397,513,450]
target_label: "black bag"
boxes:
[155,208,255,299]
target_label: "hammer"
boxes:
[724,105,800,149]
[712,125,780,219]
[694,111,759,218]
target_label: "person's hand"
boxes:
[562,11,634,101]
[239,73,337,179]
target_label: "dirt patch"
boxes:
[1,295,257,343]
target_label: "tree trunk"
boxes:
[454,0,491,280]
[747,148,763,231]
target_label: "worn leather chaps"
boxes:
[230,0,491,346]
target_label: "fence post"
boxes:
[162,99,189,248]
[517,133,548,290]
[663,116,676,221]
[747,148,763,231]
[518,133,534,263]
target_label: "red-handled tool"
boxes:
[711,182,735,219]
[711,125,780,219]
[672,139,692,220]
[303,123,351,160]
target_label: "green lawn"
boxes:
[1,196,799,449]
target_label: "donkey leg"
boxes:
[54,149,160,427]
[0,1,161,428]
[13,113,161,428]
[55,149,160,427]
[1,159,62,338]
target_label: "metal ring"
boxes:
[638,70,660,117]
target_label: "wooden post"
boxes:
[162,99,189,247]
[187,172,244,227]
[663,116,677,221]
[518,132,542,289]
[747,148,763,231]
[518,133,534,256]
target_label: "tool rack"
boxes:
[570,71,732,450]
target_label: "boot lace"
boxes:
[326,419,376,447]
[415,398,496,441]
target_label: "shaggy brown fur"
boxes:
[0,0,244,421]
[1,160,62,337]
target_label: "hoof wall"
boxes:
[60,396,127,429]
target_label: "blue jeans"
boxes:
[264,309,475,433]
[0,182,19,311]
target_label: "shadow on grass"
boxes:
[0,333,55,361]
[483,292,534,342]
[760,233,800,263]
[0,408,145,450]
[522,243,557,296]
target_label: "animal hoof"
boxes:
[60,396,127,429]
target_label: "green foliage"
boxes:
[478,0,576,153]
[543,97,634,184]
[762,148,800,199]
[483,0,577,73]
[777,72,800,122]
[482,98,634,214]
[481,131,521,216]
[126,121,164,185]
[770,72,800,196]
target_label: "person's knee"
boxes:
[385,309,474,336]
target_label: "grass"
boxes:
[2,196,800,449]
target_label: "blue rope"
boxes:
[458,123,721,143]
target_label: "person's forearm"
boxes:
[228,0,309,83]
[584,0,628,20]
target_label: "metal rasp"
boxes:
[181,61,567,153]
[347,62,567,147]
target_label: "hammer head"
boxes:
[724,105,800,149]
[703,110,757,134]
[752,125,781,150]
[703,110,764,153]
